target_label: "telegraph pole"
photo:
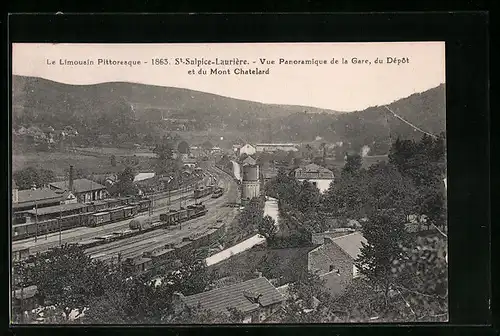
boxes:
[59,207,62,245]
[34,200,38,243]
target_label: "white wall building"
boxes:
[294,163,334,193]
[255,143,299,153]
[239,144,256,156]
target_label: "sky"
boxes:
[12,42,445,111]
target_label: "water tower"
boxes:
[241,164,260,200]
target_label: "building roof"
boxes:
[310,232,367,260]
[332,232,367,259]
[181,277,284,314]
[14,188,64,209]
[13,285,38,300]
[24,202,88,216]
[242,156,256,166]
[295,163,333,174]
[49,178,106,194]
[134,172,155,182]
[256,143,298,147]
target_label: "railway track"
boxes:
[12,190,196,255]
[86,168,238,262]
[12,171,221,255]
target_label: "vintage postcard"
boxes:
[11,42,447,324]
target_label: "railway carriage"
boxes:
[77,239,101,250]
[110,207,126,222]
[13,245,30,261]
[211,187,224,198]
[160,210,179,225]
[193,186,214,199]
[178,208,188,222]
[137,199,151,212]
[89,212,111,227]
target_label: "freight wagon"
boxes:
[12,197,151,240]
[159,204,207,226]
[123,256,153,274]
[193,186,214,199]
[12,211,95,240]
[211,187,224,199]
[12,245,30,262]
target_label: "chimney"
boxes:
[69,165,74,192]
[254,271,262,278]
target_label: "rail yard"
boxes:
[13,166,239,263]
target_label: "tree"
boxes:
[364,162,418,219]
[153,142,174,161]
[295,180,321,214]
[239,153,249,163]
[258,215,277,241]
[177,140,190,154]
[168,304,239,324]
[201,140,213,151]
[343,153,362,174]
[390,236,448,322]
[239,197,264,231]
[355,211,413,308]
[278,271,332,323]
[29,244,109,321]
[115,166,138,196]
[110,155,117,167]
[13,167,56,189]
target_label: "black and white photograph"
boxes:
[10,42,447,324]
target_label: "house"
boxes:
[255,143,299,153]
[210,146,222,154]
[310,229,356,245]
[49,178,108,203]
[182,158,197,168]
[12,184,77,215]
[294,163,334,193]
[173,276,284,323]
[242,156,257,166]
[134,172,155,182]
[239,144,256,156]
[12,285,42,312]
[308,232,367,297]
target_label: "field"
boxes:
[12,151,153,176]
[74,147,157,157]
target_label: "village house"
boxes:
[182,157,197,169]
[239,144,256,156]
[294,163,334,193]
[241,156,257,166]
[308,232,367,297]
[172,276,284,323]
[12,285,42,313]
[49,178,108,203]
[12,180,77,218]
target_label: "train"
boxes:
[12,197,152,241]
[211,187,224,199]
[193,185,214,199]
[159,203,208,225]
[123,219,227,274]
